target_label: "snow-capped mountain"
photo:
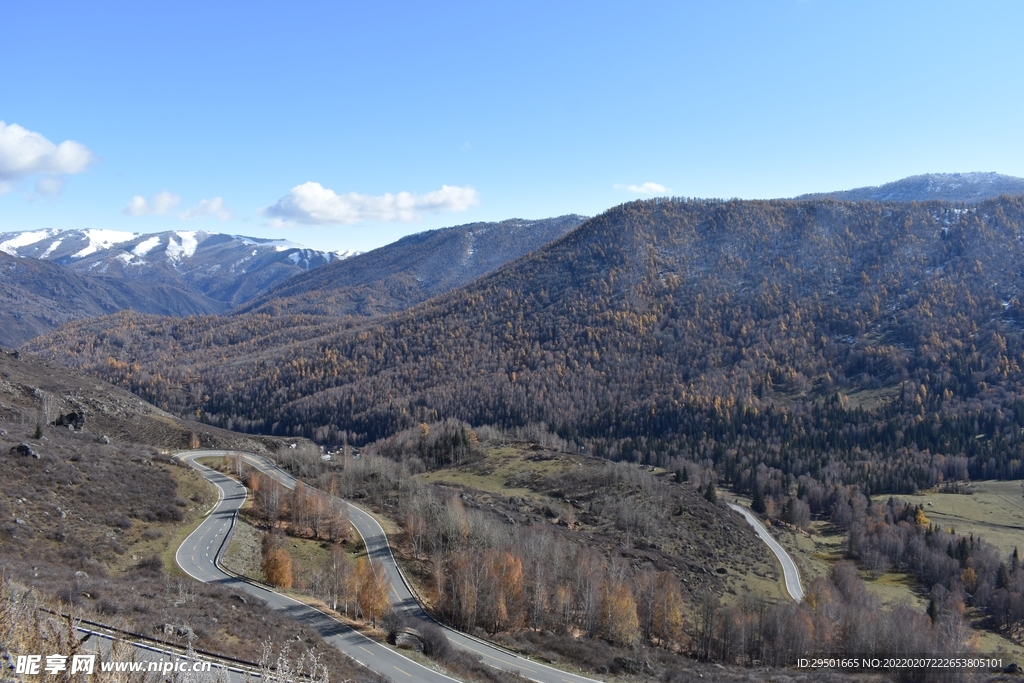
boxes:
[0,229,355,307]
[795,172,1024,204]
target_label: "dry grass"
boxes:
[413,443,786,605]
[873,480,1024,557]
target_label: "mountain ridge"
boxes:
[0,228,354,306]
[234,214,587,317]
[794,171,1024,203]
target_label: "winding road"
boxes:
[175,450,602,683]
[727,503,804,601]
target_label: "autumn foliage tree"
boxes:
[261,533,293,589]
[356,557,389,627]
[481,551,524,633]
[600,579,639,647]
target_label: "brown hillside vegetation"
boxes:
[0,351,373,676]
[27,196,1024,498]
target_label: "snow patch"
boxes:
[132,235,162,258]
[166,231,199,261]
[40,239,63,259]
[269,240,304,251]
[0,229,60,255]
[72,229,138,258]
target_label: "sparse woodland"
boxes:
[250,428,1019,679]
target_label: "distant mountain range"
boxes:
[236,215,587,317]
[7,171,1024,348]
[0,229,354,305]
[795,172,1024,203]
[0,218,586,346]
[0,229,353,346]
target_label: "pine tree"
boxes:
[751,487,767,514]
[704,481,718,505]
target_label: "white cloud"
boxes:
[124,190,181,216]
[0,121,94,194]
[264,182,479,226]
[180,197,233,221]
[614,181,670,195]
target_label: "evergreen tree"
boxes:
[704,481,718,505]
[751,486,767,514]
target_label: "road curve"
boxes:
[177,450,602,683]
[175,450,460,683]
[727,503,804,601]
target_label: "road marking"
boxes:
[179,451,554,683]
[358,645,374,656]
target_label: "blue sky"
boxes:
[2,1,1023,253]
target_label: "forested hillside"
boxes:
[28,196,1024,499]
[234,215,586,317]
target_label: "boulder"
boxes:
[54,411,85,430]
[11,443,39,459]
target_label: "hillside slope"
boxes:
[235,215,586,317]
[795,171,1024,203]
[28,196,1024,495]
[0,252,226,346]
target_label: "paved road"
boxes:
[75,625,253,682]
[175,451,459,683]
[177,450,602,683]
[727,503,804,601]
